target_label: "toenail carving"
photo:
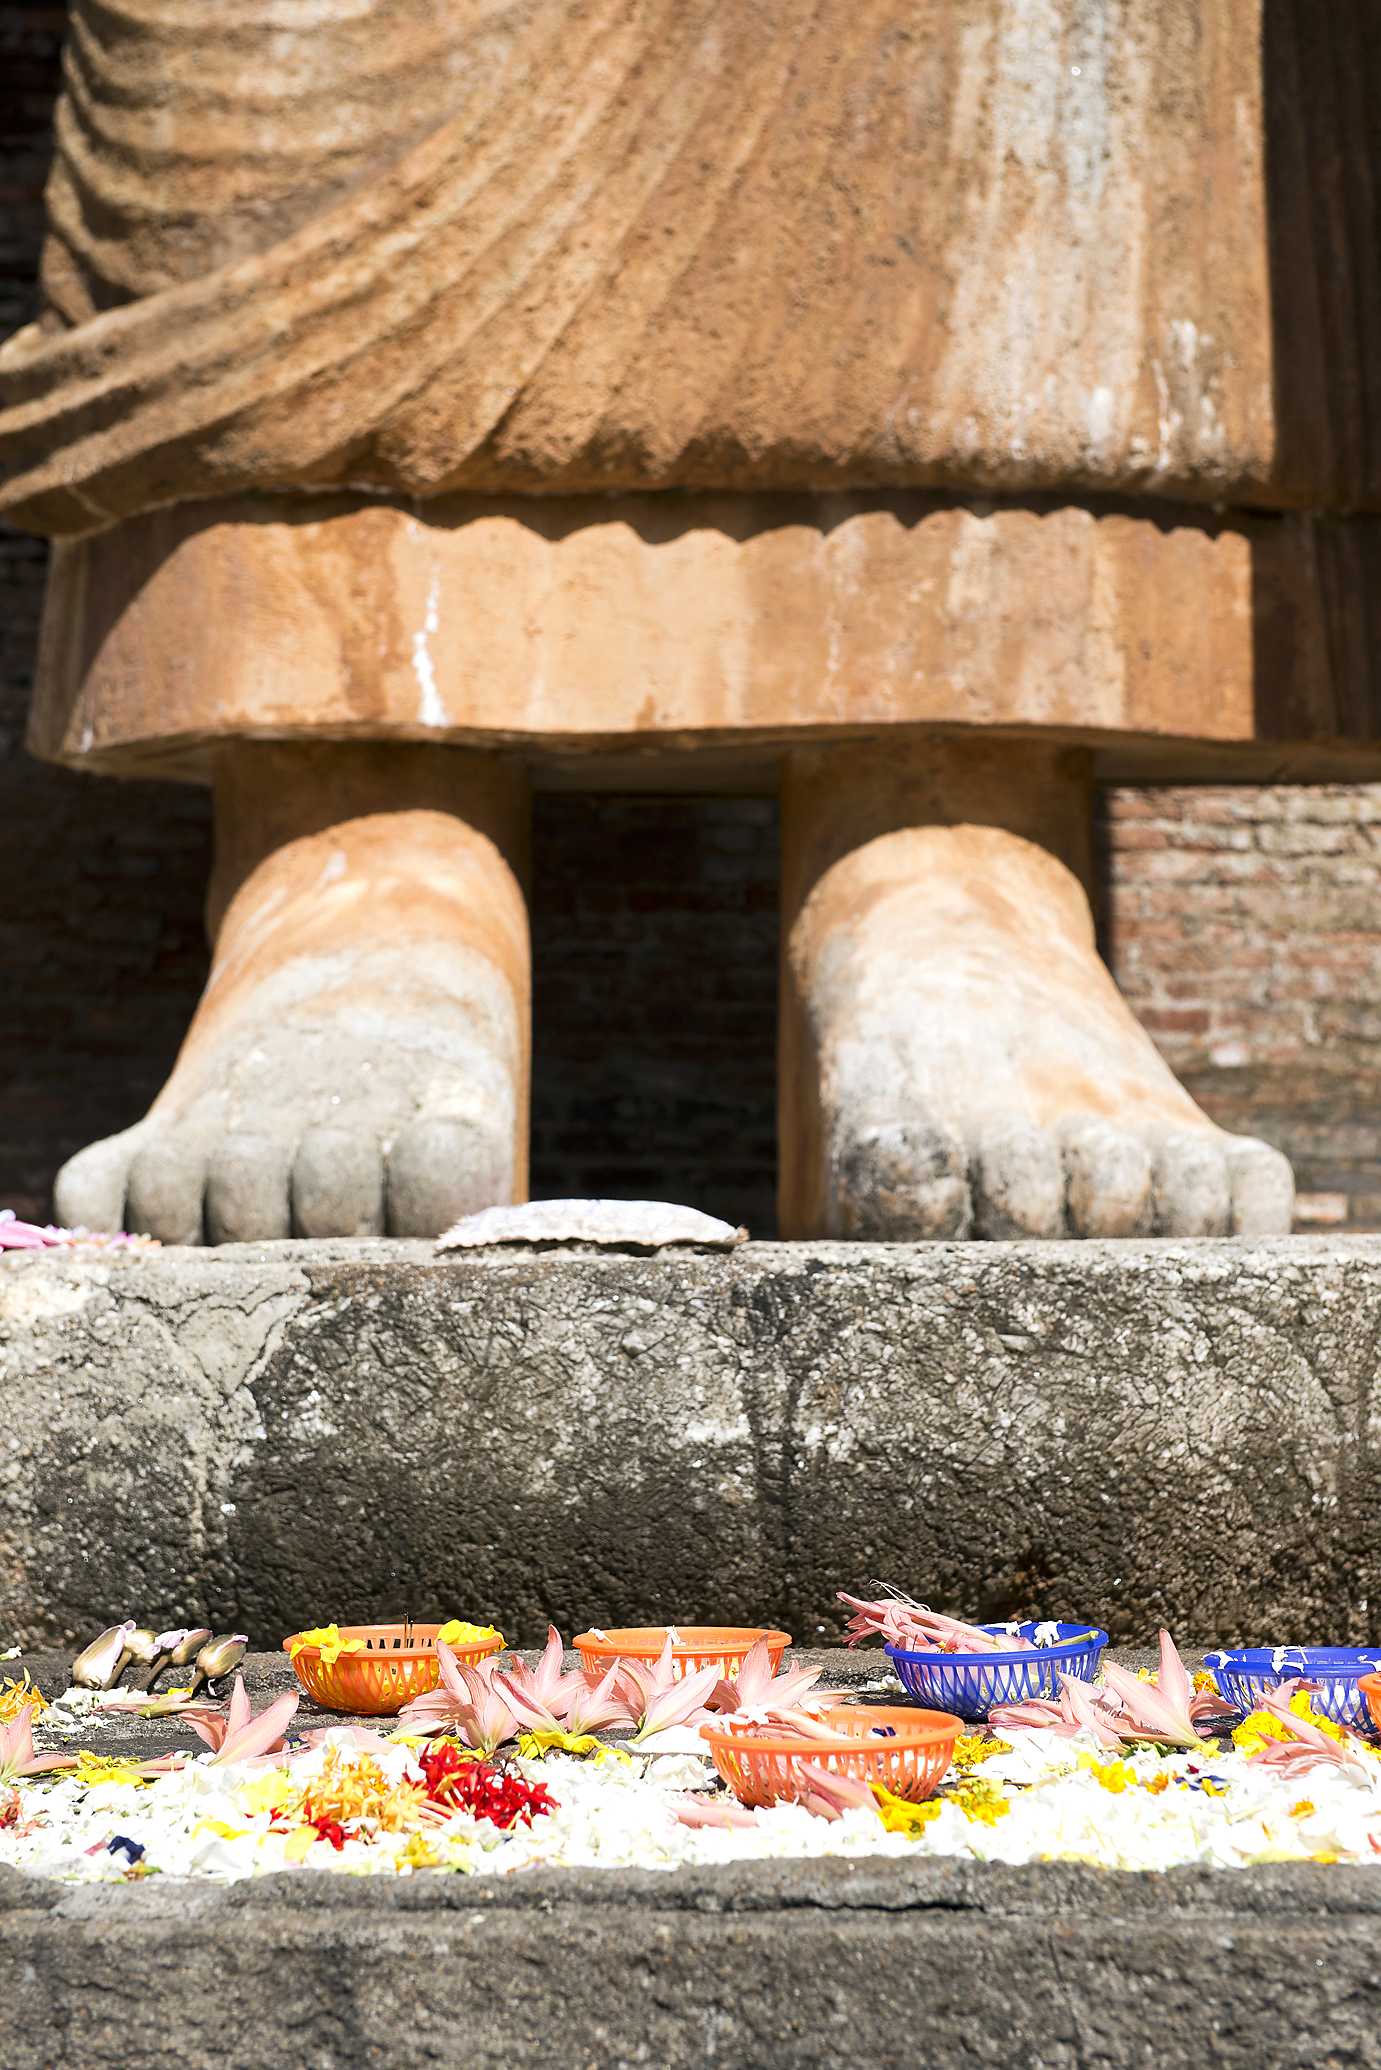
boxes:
[293,1125,384,1239]
[973,1118,1065,1240]
[830,1121,972,1241]
[1224,1137,1295,1236]
[206,1133,292,1244]
[126,1136,210,1246]
[1148,1130,1231,1238]
[1061,1117,1154,1239]
[386,1116,511,1238]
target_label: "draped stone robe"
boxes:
[3,0,1381,776]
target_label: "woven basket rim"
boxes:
[575,1626,791,1651]
[282,1624,502,1663]
[700,1703,960,1757]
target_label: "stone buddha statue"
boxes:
[3,0,1375,1245]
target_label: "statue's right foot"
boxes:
[54,749,530,1243]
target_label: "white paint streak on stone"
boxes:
[412,567,447,727]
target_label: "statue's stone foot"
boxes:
[780,743,1294,1242]
[54,750,530,1243]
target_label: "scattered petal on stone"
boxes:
[436,1200,748,1253]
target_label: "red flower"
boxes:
[419,1744,557,1828]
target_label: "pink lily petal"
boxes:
[987,1696,1072,1735]
[184,1677,278,1755]
[226,1673,252,1740]
[207,1687,300,1765]
[1248,1691,1371,1778]
[794,1760,882,1821]
[493,1671,565,1735]
[674,1794,760,1830]
[561,1663,635,1736]
[716,1637,823,1716]
[732,1637,778,1707]
[1151,1628,1196,1719]
[530,1626,568,1707]
[761,1662,823,1709]
[836,1590,1023,1654]
[1056,1675,1129,1749]
[0,1706,80,1780]
[1099,1635,1205,1748]
[435,1638,473,1703]
[400,1656,519,1753]
[632,1663,724,1741]
[0,1220,50,1249]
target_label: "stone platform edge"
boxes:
[3,1852,1380,2069]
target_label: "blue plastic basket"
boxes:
[1207,1648,1381,1740]
[885,1621,1108,1722]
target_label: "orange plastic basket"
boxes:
[573,1626,791,1680]
[1361,1671,1381,1733]
[282,1624,503,1716]
[700,1704,961,1808]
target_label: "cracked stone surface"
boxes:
[1,1236,1377,1651]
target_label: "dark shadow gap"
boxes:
[528,794,780,1238]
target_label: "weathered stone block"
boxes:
[1,1236,1376,1651]
[4,1856,1381,2070]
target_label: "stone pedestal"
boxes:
[1,1236,1373,1651]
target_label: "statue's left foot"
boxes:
[779,744,1294,1242]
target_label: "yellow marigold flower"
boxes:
[947,1777,1011,1825]
[74,1752,146,1787]
[869,1783,944,1835]
[951,1733,1008,1771]
[0,1674,48,1725]
[1232,1710,1295,1756]
[398,1832,439,1870]
[301,1748,426,1835]
[1234,1692,1346,1758]
[518,1728,600,1760]
[1077,1753,1128,1793]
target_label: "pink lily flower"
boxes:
[183,1673,299,1765]
[990,1632,1236,1750]
[793,1761,883,1822]
[1096,1631,1222,1749]
[990,1679,1127,1748]
[493,1626,593,1732]
[837,1589,1026,1654]
[1245,1692,1373,1781]
[0,1705,79,1783]
[704,1636,823,1716]
[674,1793,761,1830]
[554,1662,635,1737]
[71,1619,138,1690]
[618,1636,725,1743]
[399,1644,520,1754]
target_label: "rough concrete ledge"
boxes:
[4,1854,1381,2069]
[2,1236,1378,1648]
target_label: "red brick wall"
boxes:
[1098,787,1381,1230]
[529,796,780,1235]
[0,2,215,1223]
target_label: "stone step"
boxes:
[1,1235,1374,1649]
